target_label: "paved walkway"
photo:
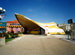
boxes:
[0,35,75,55]
[52,35,75,44]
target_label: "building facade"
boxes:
[6,20,24,33]
[57,24,71,31]
[0,22,6,33]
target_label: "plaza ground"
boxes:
[0,35,75,55]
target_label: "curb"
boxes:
[61,38,75,44]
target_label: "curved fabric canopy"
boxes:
[15,14,40,31]
[15,14,65,34]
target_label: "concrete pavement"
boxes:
[0,35,75,55]
[52,35,75,44]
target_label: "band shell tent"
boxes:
[15,13,65,34]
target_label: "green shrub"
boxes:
[3,33,10,39]
[0,33,11,39]
[0,33,4,37]
[8,33,19,38]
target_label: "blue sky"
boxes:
[0,0,75,24]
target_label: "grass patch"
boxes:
[5,38,14,43]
